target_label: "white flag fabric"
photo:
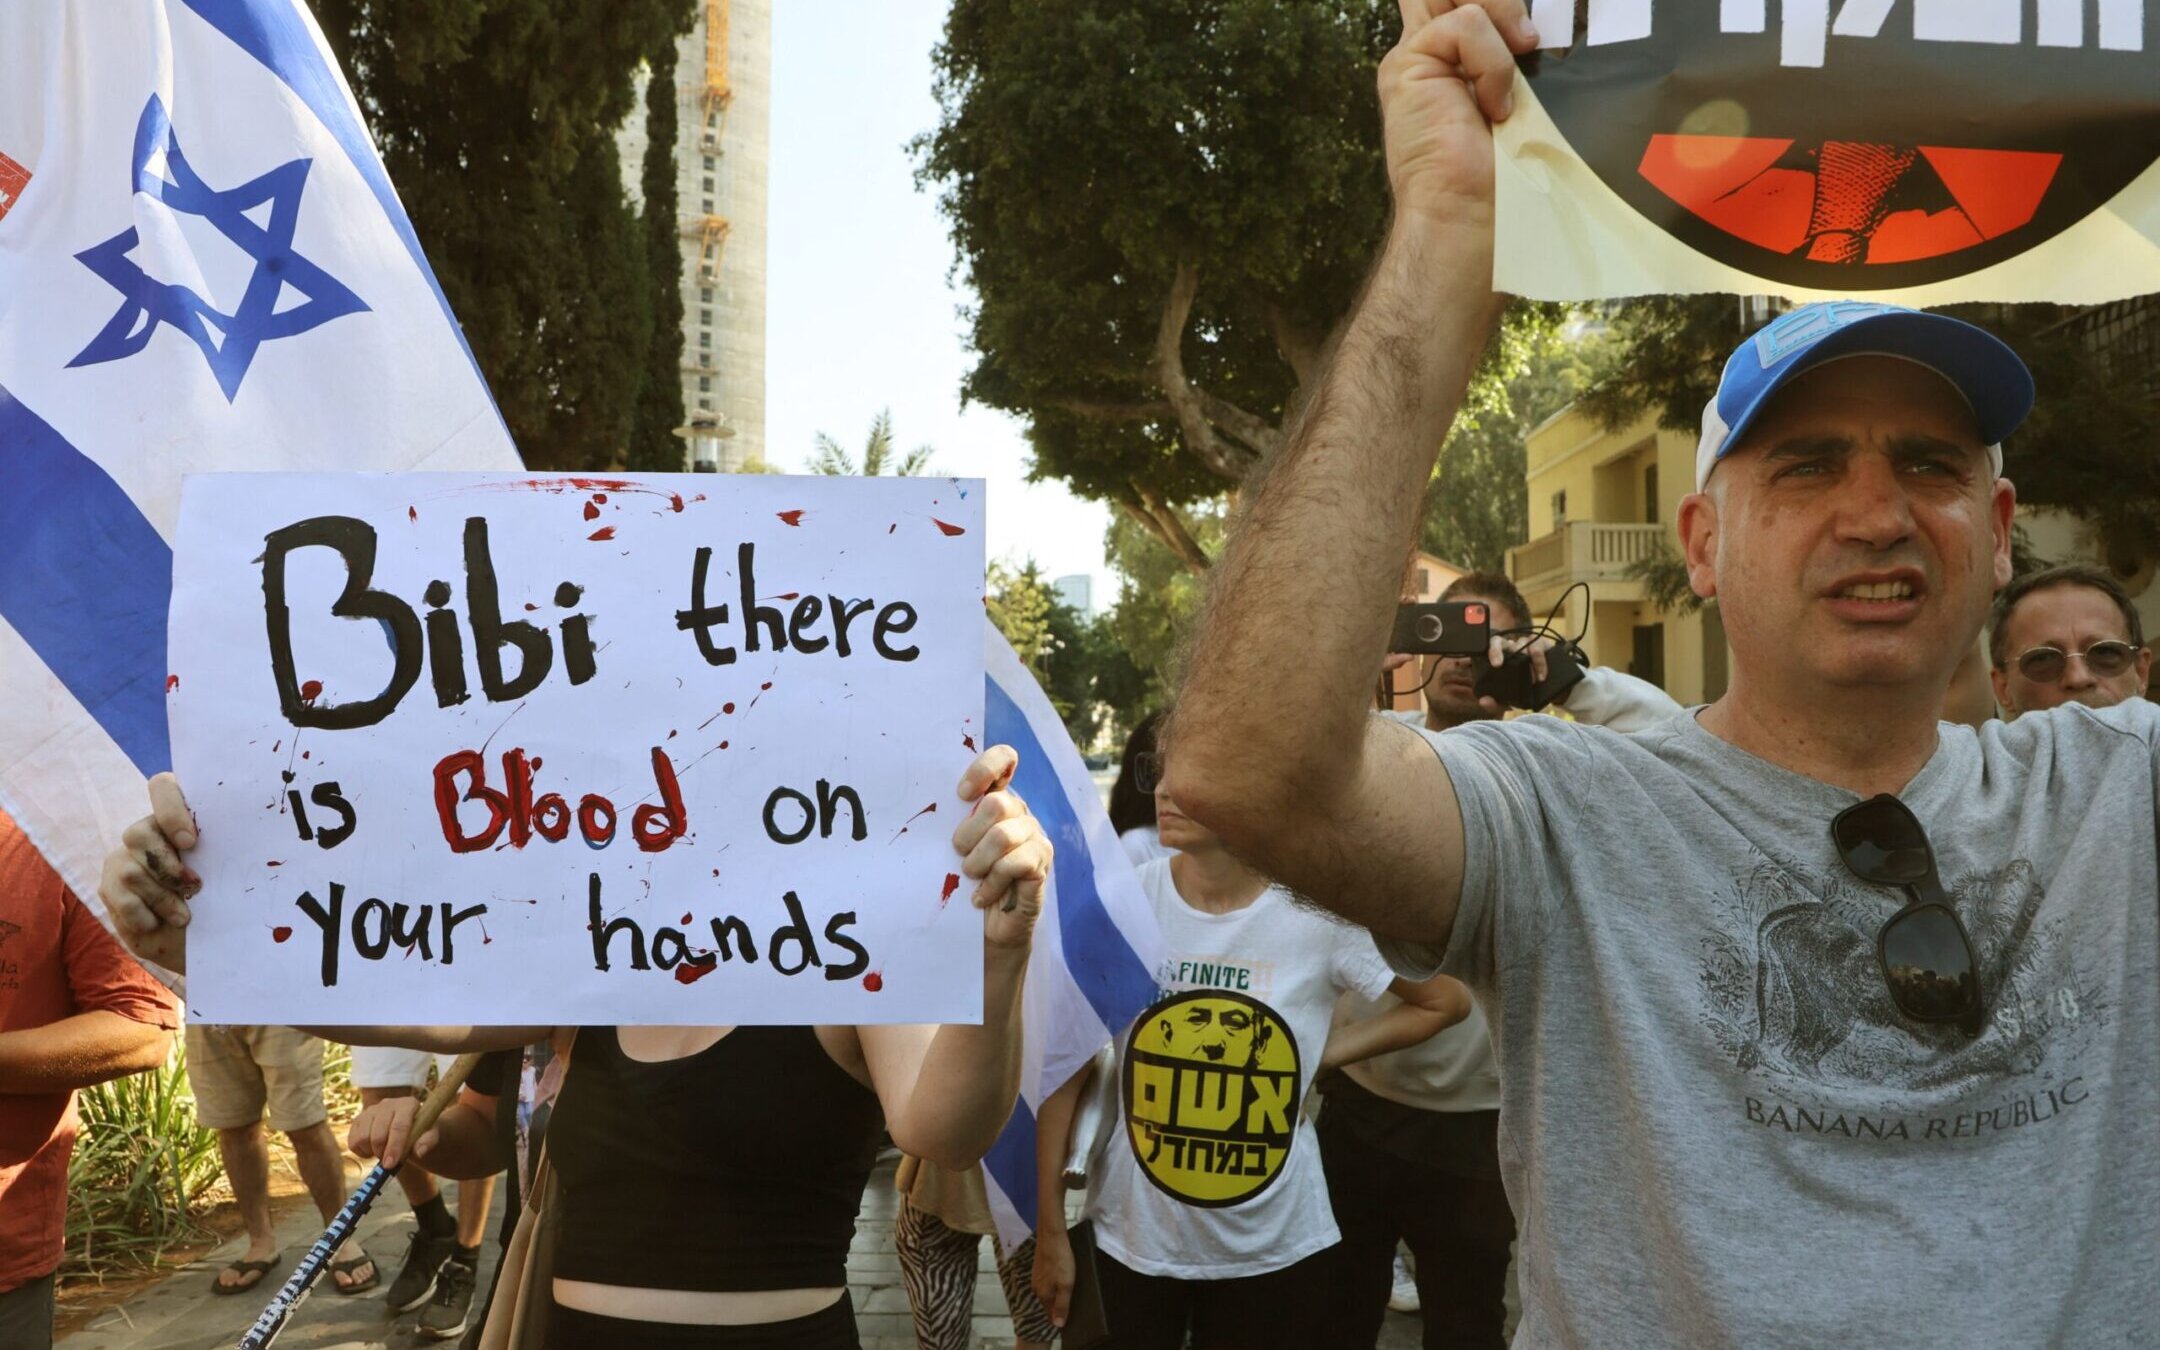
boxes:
[978,620,1166,1250]
[0,0,520,921]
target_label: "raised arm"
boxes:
[857,746,1048,1169]
[1166,0,1536,946]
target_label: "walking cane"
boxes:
[235,1051,482,1349]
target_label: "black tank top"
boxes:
[548,1025,883,1292]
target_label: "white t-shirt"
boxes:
[1088,857,1396,1280]
[1119,824,1173,866]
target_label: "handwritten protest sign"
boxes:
[168,474,986,1025]
[1499,1,2160,302]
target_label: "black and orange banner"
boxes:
[1497,0,2160,301]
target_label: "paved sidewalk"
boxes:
[60,1157,1422,1349]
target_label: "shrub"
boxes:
[63,1040,222,1282]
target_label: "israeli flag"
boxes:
[0,0,519,915]
[980,621,1165,1249]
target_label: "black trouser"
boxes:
[1096,1245,1335,1350]
[1317,1086,1514,1350]
[546,1293,858,1349]
[0,1271,55,1350]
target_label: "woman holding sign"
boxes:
[101,745,1050,1350]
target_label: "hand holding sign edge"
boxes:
[1383,1,1539,240]
[101,772,201,975]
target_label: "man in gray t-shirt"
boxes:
[1323,572,1682,1348]
[1165,3,2159,1344]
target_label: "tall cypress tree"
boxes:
[313,0,695,468]
[626,35,689,470]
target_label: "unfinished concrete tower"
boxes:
[620,0,770,470]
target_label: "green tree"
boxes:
[313,0,696,468]
[986,560,1056,671]
[1582,297,2160,577]
[917,0,1548,571]
[1423,321,1612,572]
[1101,503,1227,706]
[987,560,1148,749]
[626,35,689,472]
[809,410,936,476]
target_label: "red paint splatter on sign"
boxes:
[940,874,961,908]
[166,675,180,692]
[760,682,773,691]
[583,500,600,521]
[962,733,976,752]
[675,957,719,985]
[299,680,322,705]
[766,592,800,602]
[271,926,293,943]
[588,527,615,541]
[669,493,685,513]
[862,971,884,993]
[408,505,417,523]
[932,518,967,536]
[723,702,736,715]
[266,860,283,868]
[777,509,806,527]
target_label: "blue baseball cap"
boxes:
[1695,301,2034,490]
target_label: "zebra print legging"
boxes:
[894,1197,1058,1349]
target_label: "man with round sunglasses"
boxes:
[1988,563,2152,718]
[1163,3,2158,1346]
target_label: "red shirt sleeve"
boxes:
[60,891,180,1030]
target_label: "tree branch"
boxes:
[1153,259,1260,482]
[1196,389,1281,456]
[1261,300,1326,389]
[1047,397,1176,424]
[1113,481,1212,573]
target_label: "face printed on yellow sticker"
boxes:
[1122,989,1301,1208]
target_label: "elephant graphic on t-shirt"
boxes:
[1701,856,2096,1091]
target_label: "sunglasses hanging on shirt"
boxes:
[1830,794,1987,1039]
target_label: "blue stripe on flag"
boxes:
[0,386,174,776]
[984,677,1158,1028]
[178,0,499,404]
[980,1095,1039,1233]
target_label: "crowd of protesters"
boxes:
[7,1,2160,1347]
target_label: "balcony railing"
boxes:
[1507,522,1667,596]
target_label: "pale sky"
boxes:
[764,3,1118,609]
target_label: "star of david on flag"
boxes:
[70,93,367,401]
[0,0,520,944]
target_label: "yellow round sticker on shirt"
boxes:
[1122,989,1301,1207]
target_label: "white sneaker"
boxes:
[1388,1252,1420,1313]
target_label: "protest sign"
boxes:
[168,473,986,1025]
[1498,1,2160,302]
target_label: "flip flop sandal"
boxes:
[210,1253,281,1295]
[329,1252,380,1295]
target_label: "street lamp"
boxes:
[672,413,736,473]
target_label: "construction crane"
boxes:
[692,0,732,289]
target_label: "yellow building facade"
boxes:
[1505,406,1733,705]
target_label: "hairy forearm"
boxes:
[1170,221,1503,844]
[1034,1064,1090,1238]
[893,946,1030,1168]
[0,1012,171,1093]
[299,1025,550,1054]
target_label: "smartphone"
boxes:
[1391,601,1491,656]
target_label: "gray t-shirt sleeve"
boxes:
[1375,717,1590,990]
